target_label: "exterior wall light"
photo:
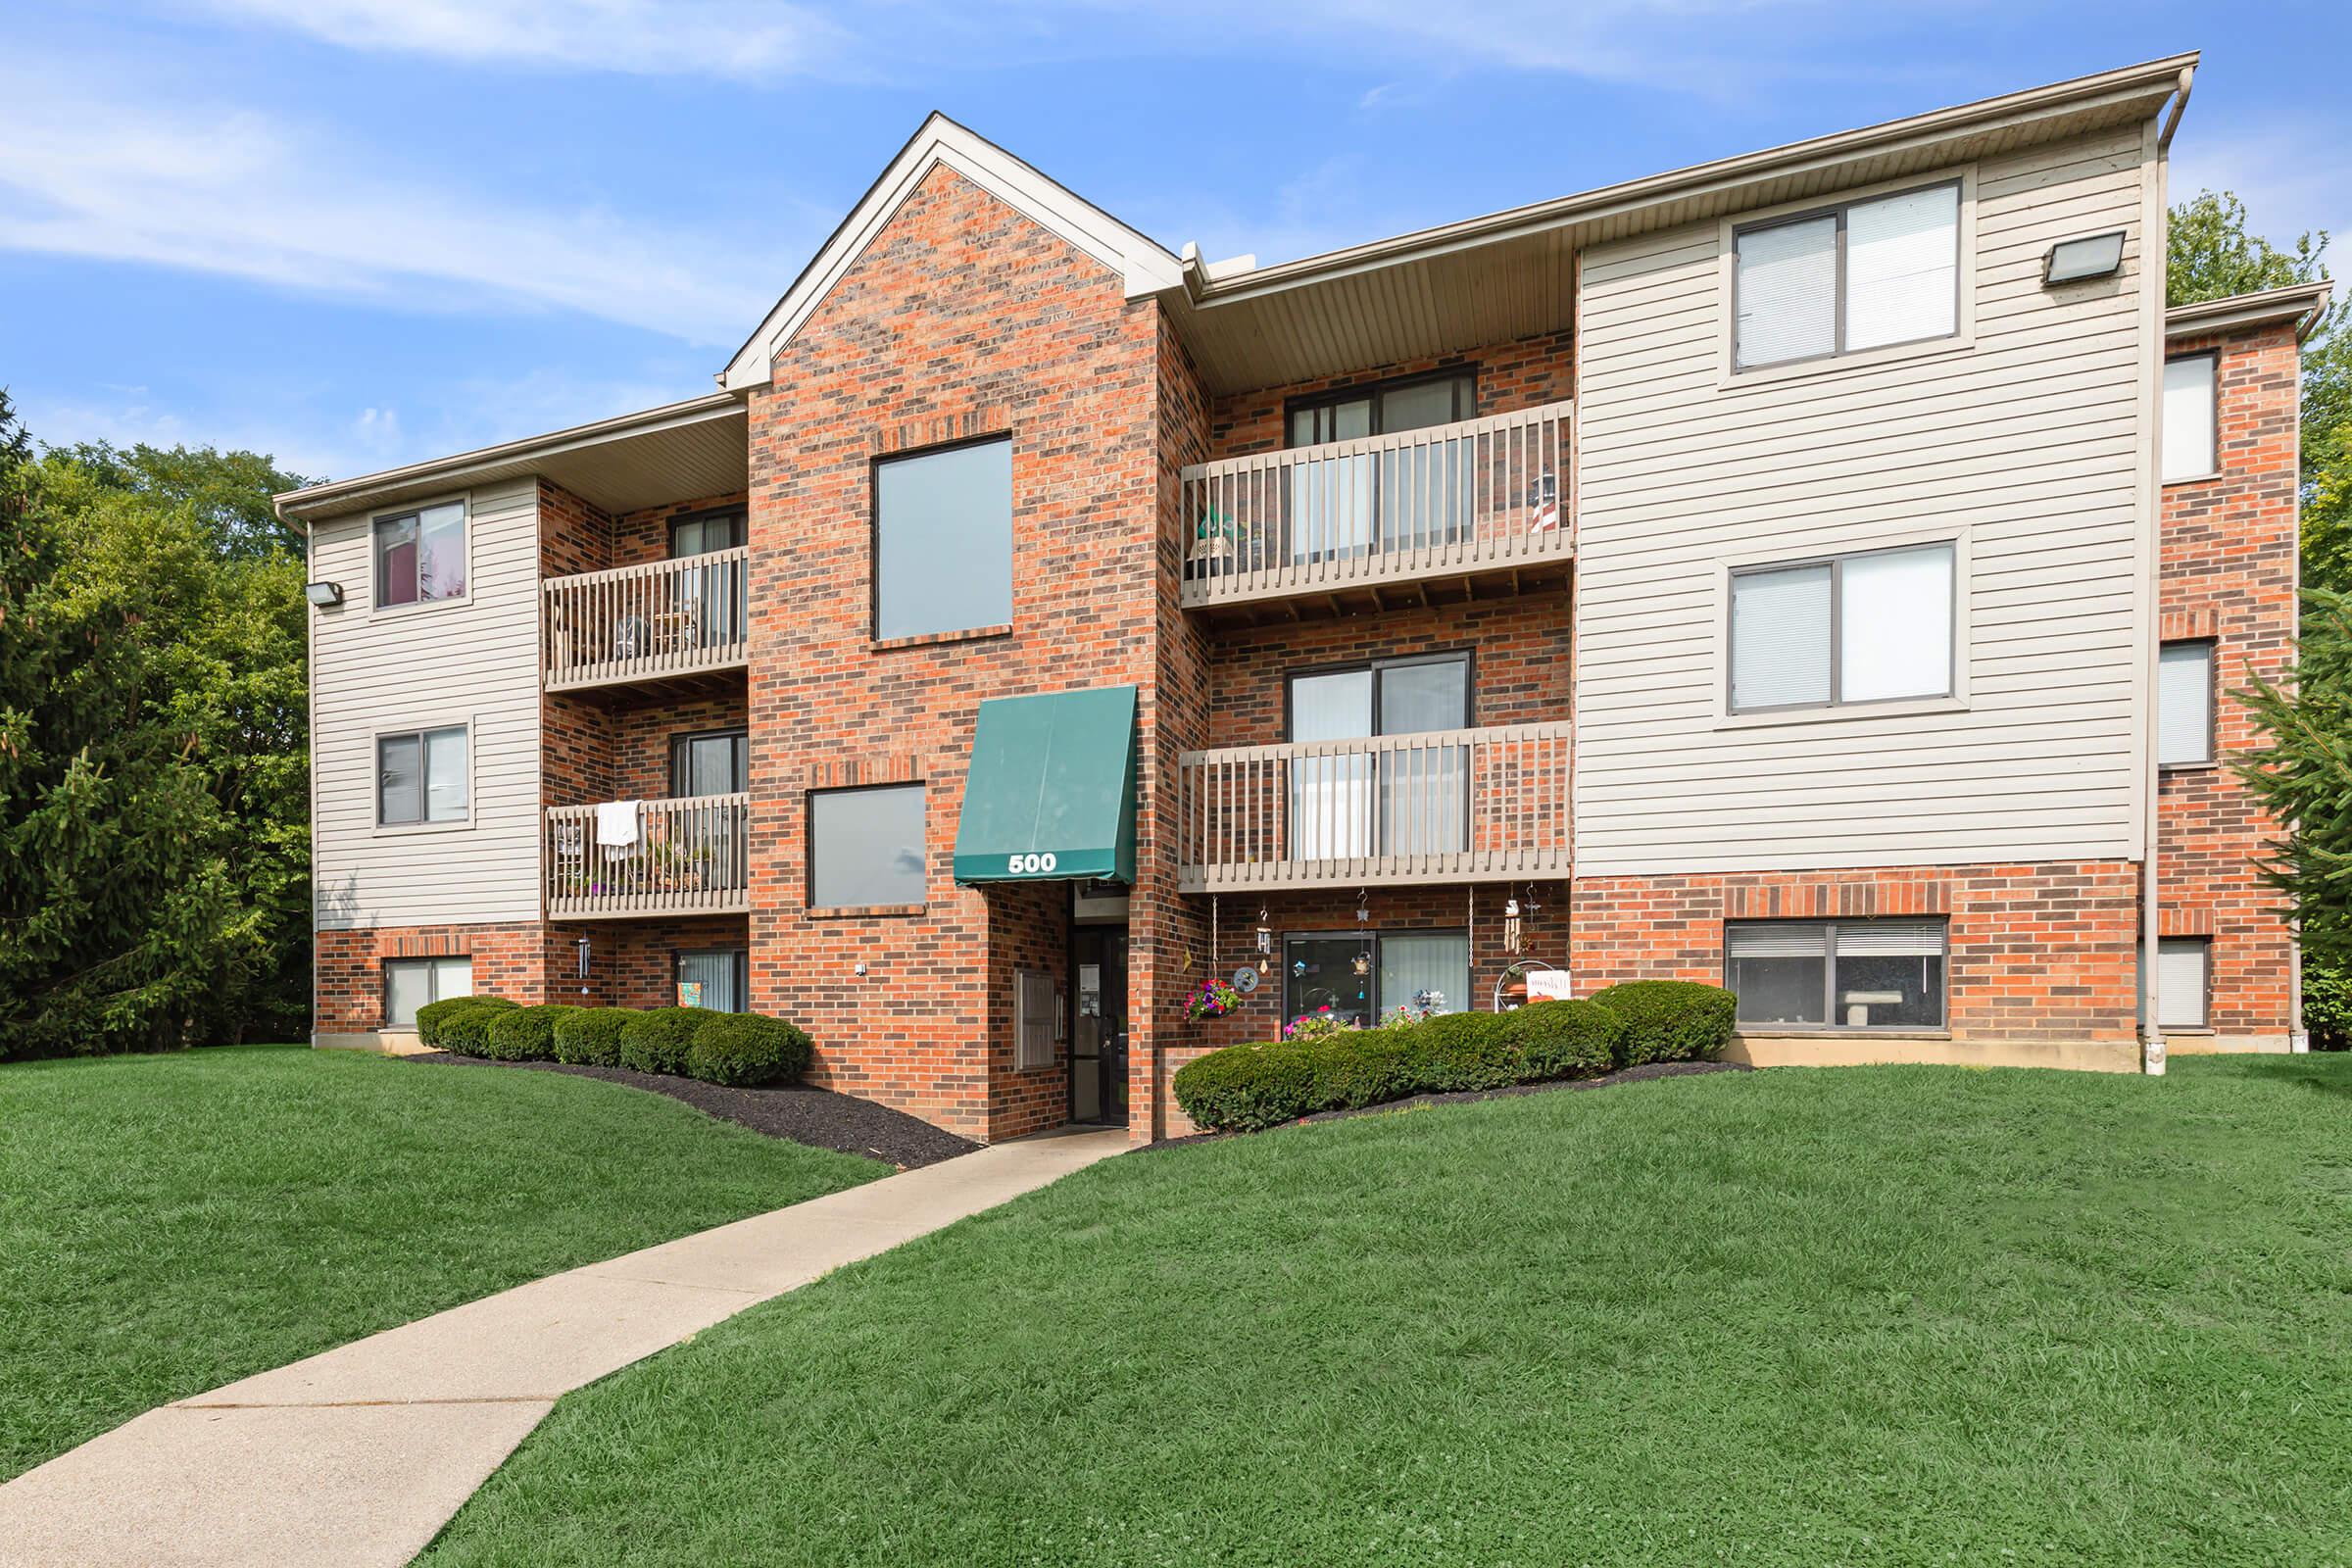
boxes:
[304,580,345,608]
[2044,231,2125,285]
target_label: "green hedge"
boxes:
[483,1004,578,1062]
[553,1006,635,1067]
[1586,981,1736,1066]
[686,1013,814,1087]
[415,995,512,1050]
[1172,988,1726,1134]
[618,1007,705,1075]
[432,998,518,1056]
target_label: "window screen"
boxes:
[377,726,467,825]
[1730,544,1952,712]
[874,438,1012,641]
[1735,183,1959,369]
[384,956,472,1029]
[374,501,466,607]
[1014,968,1058,1070]
[2162,355,2217,481]
[2158,642,2213,765]
[808,783,925,907]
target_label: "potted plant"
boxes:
[1184,976,1243,1021]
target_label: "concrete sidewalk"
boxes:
[0,1125,1126,1568]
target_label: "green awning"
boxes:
[954,685,1137,886]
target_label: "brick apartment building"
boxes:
[281,52,2324,1144]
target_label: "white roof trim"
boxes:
[719,114,1182,392]
[2165,280,2334,344]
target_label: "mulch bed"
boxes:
[1145,1058,1749,1150]
[405,1053,980,1170]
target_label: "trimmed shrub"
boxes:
[483,1004,577,1062]
[1311,1028,1428,1109]
[415,995,511,1050]
[686,1012,814,1087]
[1497,999,1624,1081]
[553,1006,635,1067]
[1172,1040,1321,1133]
[1414,1008,1520,1093]
[618,1007,703,1075]
[432,998,518,1056]
[1589,980,1737,1066]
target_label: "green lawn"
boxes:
[0,1046,886,1479]
[421,1055,2350,1567]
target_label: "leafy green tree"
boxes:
[0,395,310,1056]
[2235,589,2352,973]
[2166,190,2348,592]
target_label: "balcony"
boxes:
[545,795,749,918]
[1176,722,1571,893]
[543,548,750,693]
[1178,398,1572,620]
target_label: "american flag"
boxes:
[1527,470,1560,534]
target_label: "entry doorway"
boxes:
[1070,927,1129,1124]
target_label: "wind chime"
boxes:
[1254,906,1272,976]
[1352,888,1372,983]
[1503,887,1523,956]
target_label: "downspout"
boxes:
[2157,65,2194,151]
[2288,296,2316,1051]
[2142,90,2185,1075]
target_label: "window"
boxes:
[1284,369,1476,448]
[873,437,1011,641]
[1730,543,1953,712]
[1288,654,1470,858]
[674,950,747,1012]
[808,783,925,907]
[669,509,745,557]
[374,501,466,607]
[2162,354,2218,481]
[1735,183,1960,369]
[377,726,468,825]
[1725,919,1947,1029]
[2156,937,2210,1030]
[2158,641,2214,766]
[384,956,471,1030]
[1014,968,1057,1069]
[1284,930,1470,1030]
[1283,371,1477,561]
[670,729,749,797]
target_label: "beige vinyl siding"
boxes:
[311,477,541,928]
[1573,124,2151,875]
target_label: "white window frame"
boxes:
[1724,917,1950,1032]
[1717,169,1979,388]
[2155,936,2212,1032]
[383,955,472,1030]
[372,720,474,833]
[1718,534,1966,723]
[369,493,472,615]
[2161,353,2221,485]
[2158,640,2217,769]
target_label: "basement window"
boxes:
[1726,918,1947,1029]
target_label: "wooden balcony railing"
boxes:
[543,548,750,691]
[1179,398,1572,611]
[1176,722,1572,892]
[545,794,750,918]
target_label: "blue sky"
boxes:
[4,1,2346,482]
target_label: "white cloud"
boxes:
[0,60,788,346]
[193,0,851,81]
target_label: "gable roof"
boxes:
[717,113,1183,392]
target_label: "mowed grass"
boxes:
[0,1046,886,1479]
[422,1055,2351,1567]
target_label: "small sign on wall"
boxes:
[1524,969,1574,1004]
[677,980,704,1009]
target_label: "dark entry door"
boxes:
[1071,928,1129,1124]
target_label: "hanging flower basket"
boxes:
[1184,976,1243,1021]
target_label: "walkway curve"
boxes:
[0,1127,1126,1567]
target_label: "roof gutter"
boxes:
[1178,52,2198,308]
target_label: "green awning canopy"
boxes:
[954,685,1138,886]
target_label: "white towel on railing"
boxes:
[595,800,642,850]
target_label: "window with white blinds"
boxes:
[1735,182,1960,369]
[1726,919,1947,1029]
[2158,641,2214,765]
[2161,355,2217,481]
[2156,938,2209,1030]
[383,956,471,1030]
[1730,543,1954,712]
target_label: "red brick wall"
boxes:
[584,915,753,1009]
[612,492,749,570]
[1207,328,1574,460]
[2159,320,2300,1045]
[742,162,1165,1141]
[316,923,561,1034]
[1568,864,2141,1046]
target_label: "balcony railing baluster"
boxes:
[545,793,751,918]
[543,546,751,691]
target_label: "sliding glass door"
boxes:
[1287,655,1469,861]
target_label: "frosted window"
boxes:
[2163,355,2217,480]
[809,784,925,907]
[2157,938,2209,1030]
[2159,642,2213,765]
[1845,185,1959,351]
[1840,545,1953,702]
[875,439,1011,641]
